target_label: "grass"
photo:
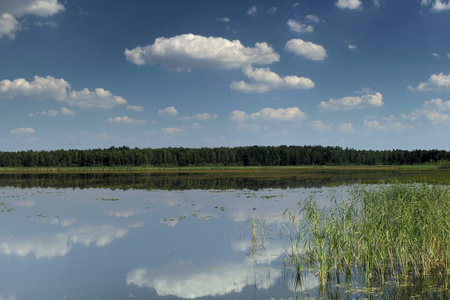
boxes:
[285,183,450,293]
[0,164,444,173]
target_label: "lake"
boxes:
[0,173,448,299]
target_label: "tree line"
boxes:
[0,146,449,167]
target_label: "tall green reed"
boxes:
[285,182,450,291]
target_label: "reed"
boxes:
[286,182,450,292]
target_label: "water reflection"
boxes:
[0,185,368,299]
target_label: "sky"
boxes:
[0,0,449,151]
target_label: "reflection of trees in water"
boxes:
[0,170,415,191]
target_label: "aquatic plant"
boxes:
[285,183,450,292]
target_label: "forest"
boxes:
[0,145,449,168]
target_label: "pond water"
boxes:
[0,174,447,299]
[0,179,350,299]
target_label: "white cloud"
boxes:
[126,105,144,112]
[0,1,64,39]
[432,53,439,58]
[34,20,57,27]
[65,88,127,109]
[0,76,69,100]
[348,44,357,50]
[60,106,75,116]
[105,116,147,125]
[0,0,65,18]
[363,120,406,131]
[0,13,20,39]
[216,17,230,22]
[373,0,380,7]
[319,92,384,110]
[106,210,146,218]
[41,109,58,116]
[407,73,450,92]
[230,65,314,93]
[247,5,257,15]
[0,76,127,109]
[383,115,395,121]
[293,2,300,7]
[160,127,182,134]
[268,7,277,13]
[96,133,110,140]
[230,107,306,122]
[180,113,218,121]
[447,53,450,59]
[126,259,283,299]
[29,109,58,117]
[158,106,178,116]
[0,225,130,259]
[338,122,354,133]
[401,98,450,124]
[285,38,327,61]
[287,19,314,33]
[309,120,333,132]
[125,34,279,71]
[11,127,34,134]
[336,0,363,10]
[422,0,450,11]
[305,14,320,23]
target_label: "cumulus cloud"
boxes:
[105,116,147,125]
[305,14,320,23]
[0,0,64,39]
[158,106,178,116]
[285,38,327,61]
[126,105,144,112]
[287,19,314,33]
[336,0,363,10]
[29,109,58,117]
[0,76,128,109]
[0,13,20,39]
[0,225,130,259]
[60,106,75,116]
[247,5,257,15]
[65,88,127,109]
[126,259,282,299]
[348,44,357,50]
[407,73,450,92]
[309,120,333,132]
[125,34,279,71]
[216,17,230,22]
[160,127,182,134]
[401,98,450,124]
[11,127,34,134]
[230,65,314,93]
[230,107,306,122]
[34,20,57,27]
[0,0,65,18]
[338,122,354,133]
[319,92,384,110]
[105,210,146,218]
[180,113,218,121]
[363,120,406,131]
[421,0,450,11]
[0,76,69,100]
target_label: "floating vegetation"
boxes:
[96,197,119,201]
[285,183,450,294]
[0,202,15,212]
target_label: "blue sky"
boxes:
[0,0,449,151]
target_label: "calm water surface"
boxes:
[0,183,351,299]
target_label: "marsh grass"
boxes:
[286,183,450,293]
